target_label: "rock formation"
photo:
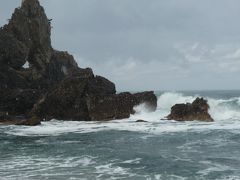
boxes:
[136,120,148,123]
[0,0,157,125]
[31,72,157,121]
[166,97,214,122]
[0,0,79,90]
[86,91,156,121]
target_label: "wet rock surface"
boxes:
[166,97,214,122]
[136,120,148,123]
[0,112,41,126]
[86,91,157,121]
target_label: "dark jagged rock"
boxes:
[0,66,29,89]
[166,97,214,122]
[0,89,42,115]
[15,116,41,126]
[31,77,157,121]
[0,0,79,90]
[0,0,157,125]
[0,112,41,126]
[136,120,148,123]
[0,32,28,69]
[0,0,80,124]
[1,0,51,80]
[86,92,135,121]
[133,91,157,112]
[86,91,157,121]
[3,0,52,71]
[86,76,116,95]
[32,73,95,120]
[31,72,116,121]
[48,50,78,82]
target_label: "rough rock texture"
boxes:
[0,89,42,115]
[86,92,135,121]
[85,76,116,95]
[15,116,41,126]
[31,73,104,121]
[0,112,41,126]
[133,92,157,112]
[0,0,80,124]
[31,75,156,121]
[86,91,157,121]
[0,0,157,125]
[166,97,214,122]
[0,0,79,90]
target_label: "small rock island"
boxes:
[0,0,157,125]
[166,97,214,122]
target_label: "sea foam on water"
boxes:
[4,92,240,137]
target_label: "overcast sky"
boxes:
[1,0,240,91]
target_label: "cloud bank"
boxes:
[1,0,240,90]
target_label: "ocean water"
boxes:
[1,91,240,180]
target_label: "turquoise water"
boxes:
[1,91,240,179]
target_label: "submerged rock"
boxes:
[0,112,41,126]
[166,97,214,122]
[15,116,41,126]
[136,120,148,123]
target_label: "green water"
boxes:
[1,90,240,179]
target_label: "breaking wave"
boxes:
[3,92,240,137]
[2,92,240,179]
[157,92,240,121]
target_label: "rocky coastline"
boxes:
[0,0,157,125]
[0,0,213,125]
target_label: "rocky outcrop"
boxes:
[0,0,79,90]
[86,93,135,121]
[0,0,157,125]
[31,74,156,121]
[86,91,156,121]
[0,0,83,124]
[30,72,111,121]
[166,97,214,122]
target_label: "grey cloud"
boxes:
[1,0,240,90]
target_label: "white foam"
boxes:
[95,163,135,179]
[58,156,96,168]
[0,155,97,179]
[121,158,141,164]
[197,160,236,177]
[157,92,197,111]
[4,92,240,137]
[208,97,240,121]
[156,92,240,121]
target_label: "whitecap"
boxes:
[3,92,240,137]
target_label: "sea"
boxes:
[1,90,240,180]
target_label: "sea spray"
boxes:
[1,91,240,179]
